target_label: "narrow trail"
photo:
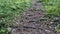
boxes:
[11,0,57,34]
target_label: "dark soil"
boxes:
[10,0,57,34]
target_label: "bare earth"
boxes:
[10,0,57,34]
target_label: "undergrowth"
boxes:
[0,0,31,34]
[41,0,60,33]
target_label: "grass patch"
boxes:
[42,0,60,33]
[0,0,32,34]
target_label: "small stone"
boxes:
[50,22,54,24]
[45,30,50,33]
[7,27,12,32]
[49,26,52,28]
[16,22,19,24]
[27,14,33,16]
[12,29,16,32]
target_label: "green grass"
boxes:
[42,0,60,17]
[0,0,31,34]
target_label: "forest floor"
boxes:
[10,0,57,34]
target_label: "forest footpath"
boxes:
[10,0,57,34]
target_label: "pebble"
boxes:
[50,22,54,24]
[27,14,33,16]
[12,29,16,32]
[45,30,50,33]
[7,27,12,32]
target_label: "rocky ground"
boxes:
[10,0,58,34]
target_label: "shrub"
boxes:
[0,0,31,34]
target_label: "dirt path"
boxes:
[10,0,57,34]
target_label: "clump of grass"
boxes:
[43,0,60,17]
